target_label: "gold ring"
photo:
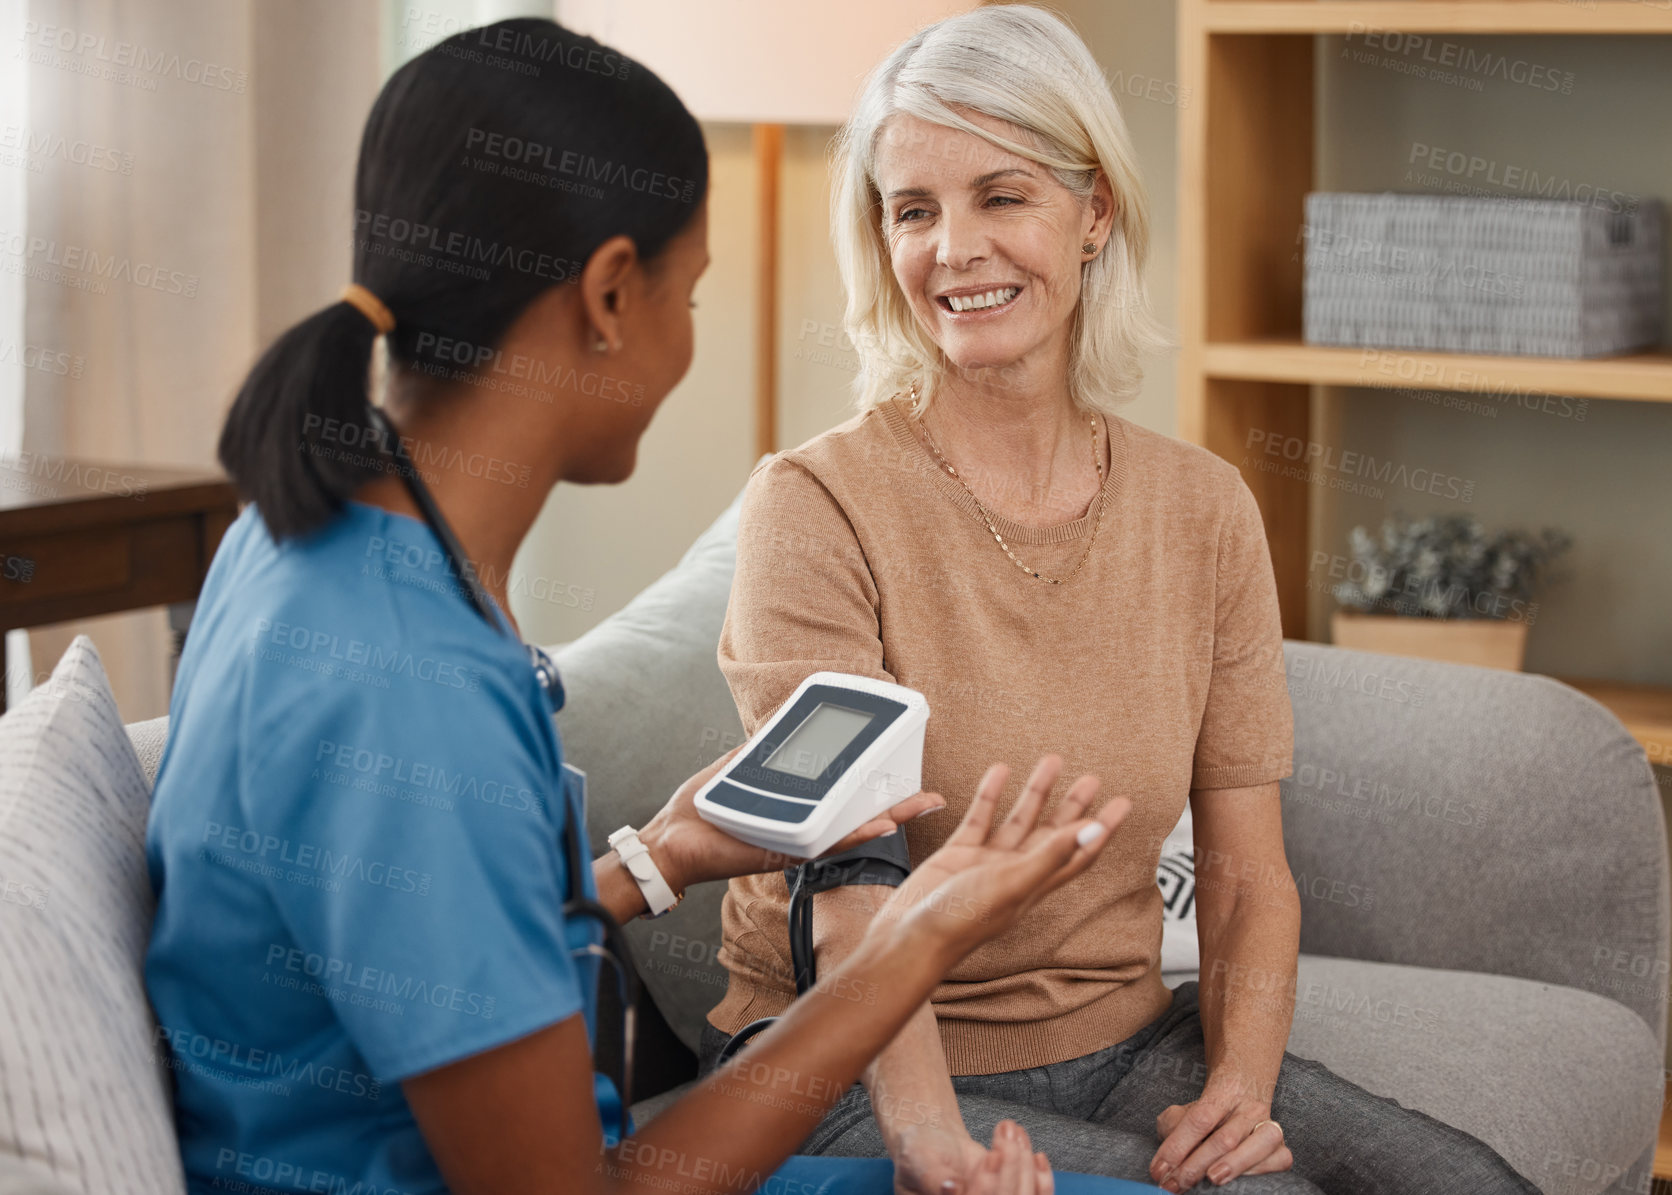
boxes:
[1250,1118,1283,1141]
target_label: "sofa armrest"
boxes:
[1280,642,1669,1049]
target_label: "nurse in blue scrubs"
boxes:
[142,18,1134,1195]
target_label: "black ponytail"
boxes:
[218,301,384,542]
[219,19,709,540]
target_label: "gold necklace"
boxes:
[907,384,1106,585]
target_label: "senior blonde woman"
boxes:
[699,8,1540,1195]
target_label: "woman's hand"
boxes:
[872,755,1129,962]
[1149,1070,1292,1191]
[638,747,945,893]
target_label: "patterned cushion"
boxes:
[0,637,185,1194]
[1156,805,1198,973]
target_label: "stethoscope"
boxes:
[367,406,638,1145]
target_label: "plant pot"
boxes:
[1330,611,1529,672]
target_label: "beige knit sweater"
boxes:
[708,397,1293,1075]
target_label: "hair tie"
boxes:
[341,283,395,335]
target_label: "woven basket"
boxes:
[1302,191,1664,358]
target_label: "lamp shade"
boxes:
[554,0,980,125]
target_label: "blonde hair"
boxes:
[830,4,1170,416]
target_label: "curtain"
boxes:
[13,0,380,718]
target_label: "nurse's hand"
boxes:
[871,755,1128,961]
[895,1120,1055,1195]
[637,747,946,894]
[894,1120,1057,1195]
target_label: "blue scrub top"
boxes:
[145,501,611,1195]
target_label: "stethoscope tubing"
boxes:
[365,403,638,1143]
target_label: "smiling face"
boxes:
[873,109,1113,387]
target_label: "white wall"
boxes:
[509,124,759,646]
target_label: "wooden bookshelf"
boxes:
[1200,2,1672,36]
[1560,678,1672,769]
[1203,339,1672,405]
[1658,1079,1672,1181]
[1176,0,1672,743]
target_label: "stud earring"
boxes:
[1083,241,1099,256]
[593,335,609,353]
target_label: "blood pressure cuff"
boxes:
[715,834,913,1067]
[784,831,912,996]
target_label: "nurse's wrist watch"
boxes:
[608,826,682,919]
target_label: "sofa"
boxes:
[2,490,1665,1195]
[522,492,1670,1195]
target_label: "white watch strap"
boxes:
[607,825,680,918]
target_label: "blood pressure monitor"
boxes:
[694,672,930,858]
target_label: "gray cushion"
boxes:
[552,485,748,1053]
[1169,956,1658,1195]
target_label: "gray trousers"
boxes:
[700,981,1538,1195]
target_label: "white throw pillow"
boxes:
[1157,804,1199,974]
[0,636,185,1195]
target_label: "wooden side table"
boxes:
[0,456,238,712]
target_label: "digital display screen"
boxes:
[762,703,874,781]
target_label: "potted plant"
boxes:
[1329,514,1570,671]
